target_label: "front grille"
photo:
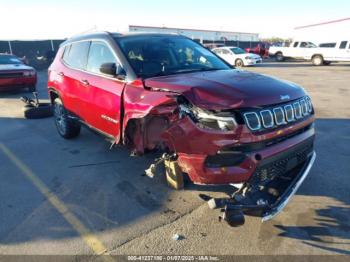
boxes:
[243,97,313,132]
[249,138,314,186]
[0,72,24,79]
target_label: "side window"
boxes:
[339,41,348,49]
[300,42,307,47]
[221,49,230,55]
[319,43,336,48]
[213,49,222,55]
[62,41,90,70]
[293,42,299,48]
[87,42,117,74]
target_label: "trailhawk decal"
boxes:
[101,114,118,124]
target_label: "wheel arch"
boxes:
[311,53,324,60]
[48,88,61,105]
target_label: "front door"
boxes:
[337,41,350,61]
[81,41,126,142]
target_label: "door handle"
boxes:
[80,79,90,86]
[58,72,64,76]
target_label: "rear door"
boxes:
[81,41,125,141]
[59,41,91,117]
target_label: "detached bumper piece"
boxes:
[208,138,316,227]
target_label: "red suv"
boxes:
[0,54,37,92]
[48,32,316,224]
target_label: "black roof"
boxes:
[61,31,184,46]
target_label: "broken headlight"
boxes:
[179,104,237,131]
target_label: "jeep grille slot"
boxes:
[243,97,313,132]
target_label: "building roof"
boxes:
[129,25,258,35]
[295,17,350,30]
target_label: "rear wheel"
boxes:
[275,52,284,62]
[235,59,244,67]
[312,55,324,66]
[53,98,81,139]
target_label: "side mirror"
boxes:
[100,62,116,76]
[100,63,126,80]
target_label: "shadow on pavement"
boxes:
[270,118,350,255]
[0,116,349,255]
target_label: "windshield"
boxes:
[0,55,22,65]
[230,47,246,54]
[115,36,231,78]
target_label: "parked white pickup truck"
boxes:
[269,40,350,65]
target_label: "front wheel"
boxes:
[235,59,244,67]
[53,98,81,139]
[312,55,324,66]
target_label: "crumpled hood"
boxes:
[144,69,306,110]
[0,64,34,72]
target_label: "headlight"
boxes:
[23,70,36,76]
[305,96,313,113]
[245,56,252,60]
[179,104,237,131]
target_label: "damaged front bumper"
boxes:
[261,151,316,222]
[208,138,316,226]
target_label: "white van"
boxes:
[270,40,350,65]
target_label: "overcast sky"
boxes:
[1,0,349,40]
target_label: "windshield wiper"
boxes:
[172,67,221,74]
[144,68,222,79]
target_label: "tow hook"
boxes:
[219,205,245,227]
[208,197,246,227]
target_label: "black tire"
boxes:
[53,98,81,139]
[23,103,53,119]
[235,59,244,67]
[312,55,324,66]
[28,85,36,92]
[275,52,284,62]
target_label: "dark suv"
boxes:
[48,32,316,225]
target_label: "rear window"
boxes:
[62,41,90,70]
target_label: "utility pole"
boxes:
[8,41,13,54]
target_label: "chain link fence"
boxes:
[0,40,65,70]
